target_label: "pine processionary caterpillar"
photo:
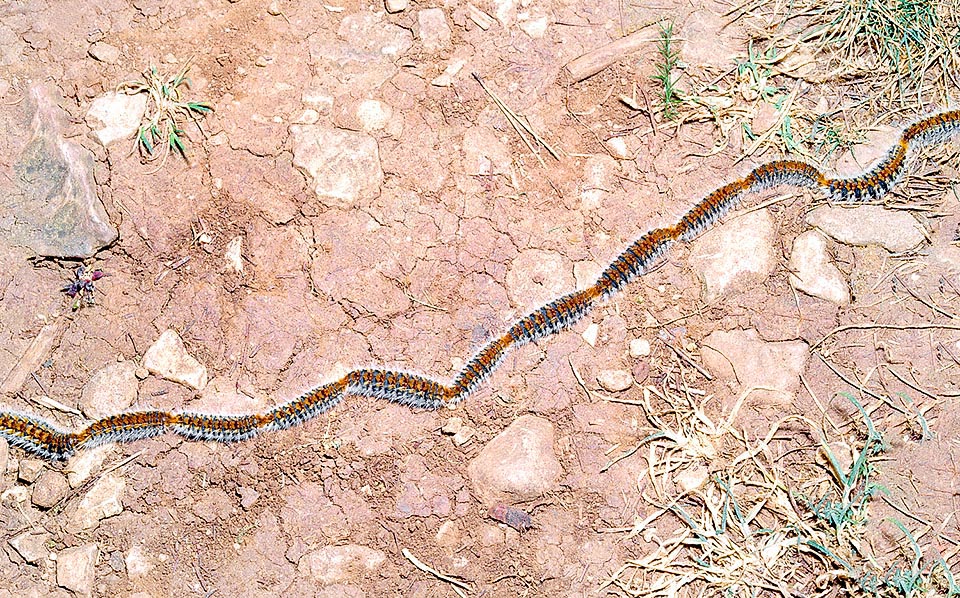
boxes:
[2,110,959,461]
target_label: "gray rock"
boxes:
[79,361,139,420]
[8,531,52,564]
[142,329,208,390]
[291,125,383,207]
[31,470,70,508]
[298,544,387,585]
[789,230,849,304]
[3,84,117,258]
[806,205,924,252]
[689,209,776,301]
[467,415,561,505]
[701,329,808,405]
[69,472,125,531]
[86,92,147,146]
[418,9,452,53]
[56,543,99,596]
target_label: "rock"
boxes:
[789,230,849,304]
[86,92,148,146]
[142,329,208,390]
[467,415,561,504]
[441,417,464,435]
[806,205,924,252]
[8,531,52,564]
[88,41,121,64]
[354,99,392,131]
[701,329,808,404]
[605,137,630,159]
[70,472,125,531]
[430,58,466,87]
[385,0,407,13]
[518,15,548,38]
[505,249,574,310]
[418,9,452,53]
[298,545,387,585]
[473,0,517,26]
[291,125,383,208]
[581,323,599,346]
[573,261,601,290]
[689,209,776,301]
[125,545,155,579]
[66,446,109,487]
[225,236,244,273]
[629,338,651,357]
[57,543,99,596]
[452,427,475,446]
[31,471,70,508]
[79,361,139,420]
[18,459,45,483]
[5,84,118,258]
[1,485,29,502]
[238,486,260,510]
[597,369,632,392]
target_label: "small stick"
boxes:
[565,28,657,82]
[402,548,472,595]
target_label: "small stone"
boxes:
[629,338,651,357]
[86,92,148,146]
[32,471,70,508]
[467,415,561,505]
[238,486,260,510]
[573,261,601,290]
[293,109,320,125]
[70,472,125,531]
[88,41,120,64]
[1,486,29,502]
[605,136,630,159]
[143,329,208,390]
[57,543,99,595]
[66,446,110,488]
[789,230,850,304]
[807,205,924,253]
[290,125,384,208]
[452,427,475,446]
[134,367,149,380]
[689,209,776,301]
[298,545,387,584]
[79,361,139,420]
[255,55,274,67]
[354,99,391,131]
[597,369,633,392]
[125,545,154,579]
[225,236,244,273]
[19,459,44,483]
[418,8,452,53]
[385,0,407,13]
[9,531,52,564]
[582,323,599,346]
[267,0,282,15]
[436,521,461,547]
[675,465,708,492]
[467,3,496,29]
[431,59,467,87]
[518,15,548,38]
[441,417,464,435]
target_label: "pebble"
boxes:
[689,209,776,301]
[581,323,599,346]
[8,531,52,564]
[806,205,924,252]
[629,338,651,358]
[290,125,384,208]
[701,329,808,404]
[298,545,387,584]
[435,521,461,547]
[267,1,282,15]
[79,361,139,420]
[605,136,630,159]
[573,260,601,291]
[238,486,260,510]
[125,545,155,579]
[674,465,708,492]
[452,426,475,447]
[467,415,561,505]
[255,55,274,67]
[67,446,108,488]
[1,485,29,502]
[86,92,147,146]
[31,471,70,508]
[384,0,407,13]
[225,236,244,273]
[57,543,99,596]
[430,58,466,87]
[143,329,208,390]
[354,99,391,131]
[596,369,633,392]
[789,230,850,304]
[18,459,44,483]
[70,472,125,531]
[441,417,463,435]
[418,9,452,53]
[518,14,548,38]
[88,41,120,64]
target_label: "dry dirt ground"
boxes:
[1,0,959,597]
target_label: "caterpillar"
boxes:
[3,109,959,462]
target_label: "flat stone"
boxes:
[467,415,561,505]
[57,543,99,596]
[79,361,139,420]
[5,84,118,258]
[701,329,808,404]
[789,230,849,304]
[66,446,110,488]
[19,458,45,483]
[125,545,155,580]
[9,531,52,564]
[86,92,147,146]
[70,472,125,531]
[142,329,208,390]
[88,41,121,64]
[518,15,548,38]
[689,209,776,301]
[298,544,387,585]
[354,99,392,131]
[629,338,651,357]
[418,9,452,53]
[225,236,244,273]
[581,323,599,346]
[385,0,407,11]
[806,205,924,252]
[597,369,633,392]
[31,470,70,508]
[291,125,383,208]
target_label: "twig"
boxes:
[402,548,472,595]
